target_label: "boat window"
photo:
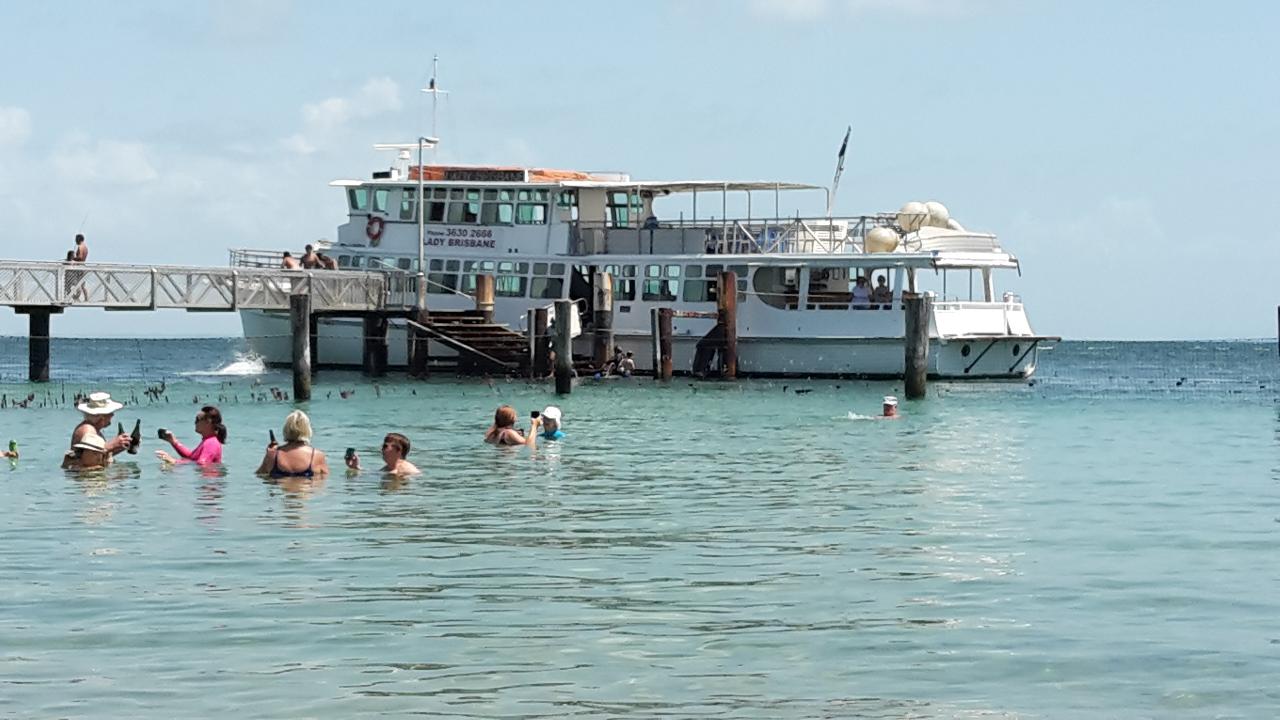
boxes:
[500,189,514,201]
[348,187,369,212]
[398,188,417,220]
[429,259,444,271]
[338,255,351,268]
[482,202,514,225]
[686,265,702,279]
[752,266,800,309]
[530,277,563,299]
[483,189,498,201]
[397,258,412,270]
[347,256,363,268]
[550,263,565,275]
[642,264,679,301]
[427,272,458,294]
[806,265,853,310]
[372,188,389,214]
[601,264,636,301]
[516,203,547,225]
[426,200,446,223]
[448,201,480,224]
[444,260,459,271]
[683,278,718,303]
[557,190,577,208]
[366,256,383,270]
[432,187,448,199]
[607,191,640,228]
[450,188,465,199]
[495,261,528,297]
[533,263,548,275]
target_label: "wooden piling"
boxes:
[408,308,430,378]
[533,307,550,378]
[308,315,320,374]
[717,271,738,379]
[362,314,389,377]
[650,307,661,378]
[28,309,51,383]
[592,271,614,369]
[903,293,930,399]
[289,292,311,401]
[554,299,574,395]
[657,307,674,381]
[475,274,496,323]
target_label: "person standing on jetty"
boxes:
[156,406,226,465]
[69,392,132,463]
[72,233,88,262]
[256,410,330,477]
[300,244,321,269]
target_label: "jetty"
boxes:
[0,260,413,385]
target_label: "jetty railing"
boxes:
[0,260,405,313]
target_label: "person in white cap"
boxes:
[539,406,565,440]
[71,392,133,460]
[881,396,899,419]
[61,433,110,470]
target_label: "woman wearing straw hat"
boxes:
[61,433,111,471]
[70,392,133,461]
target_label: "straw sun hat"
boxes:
[76,392,124,416]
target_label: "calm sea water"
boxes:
[1,338,1278,718]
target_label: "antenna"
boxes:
[420,55,449,154]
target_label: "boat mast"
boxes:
[422,55,448,158]
[415,56,447,310]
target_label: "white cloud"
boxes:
[0,106,32,148]
[283,77,402,156]
[51,133,159,184]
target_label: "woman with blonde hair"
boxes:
[256,410,330,477]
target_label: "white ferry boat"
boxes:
[234,146,1052,379]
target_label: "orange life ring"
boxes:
[366,216,385,245]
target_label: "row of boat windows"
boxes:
[348,187,578,226]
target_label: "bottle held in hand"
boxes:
[128,419,142,454]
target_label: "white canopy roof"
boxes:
[558,180,822,193]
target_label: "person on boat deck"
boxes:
[345,432,421,476]
[870,275,893,307]
[618,352,636,377]
[62,433,110,471]
[484,406,540,448]
[256,410,330,478]
[156,405,226,465]
[281,251,301,269]
[539,406,566,441]
[317,252,338,270]
[851,276,872,308]
[70,392,133,462]
[300,244,321,269]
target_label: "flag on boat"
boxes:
[828,125,851,215]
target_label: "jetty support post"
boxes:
[289,292,312,401]
[408,308,430,378]
[717,271,738,379]
[554,299,574,395]
[533,307,550,378]
[593,271,614,370]
[18,307,53,383]
[362,314,388,378]
[903,293,931,399]
[650,307,673,381]
[475,273,496,323]
[308,315,320,374]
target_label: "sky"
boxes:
[1,0,1278,340]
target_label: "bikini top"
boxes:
[270,447,315,478]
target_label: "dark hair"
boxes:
[305,244,314,252]
[282,251,292,257]
[383,432,410,457]
[75,234,84,243]
[66,251,75,261]
[199,405,227,444]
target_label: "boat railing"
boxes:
[569,215,898,256]
[230,248,460,307]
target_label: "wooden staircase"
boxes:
[408,310,530,375]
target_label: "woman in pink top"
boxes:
[156,405,226,465]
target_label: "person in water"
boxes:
[345,432,420,476]
[70,392,133,462]
[484,405,539,448]
[156,405,226,465]
[881,396,899,418]
[539,406,565,440]
[61,433,110,471]
[255,410,330,477]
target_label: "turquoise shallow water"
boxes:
[1,340,1278,718]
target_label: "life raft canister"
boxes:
[366,216,385,245]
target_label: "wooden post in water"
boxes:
[289,292,311,401]
[526,308,537,378]
[658,307,674,381]
[408,308,430,378]
[533,307,550,378]
[362,314,389,377]
[593,271,614,370]
[903,293,930,399]
[308,315,320,373]
[554,299,574,395]
[26,309,51,383]
[650,308,661,378]
[474,274,496,323]
[717,271,738,379]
